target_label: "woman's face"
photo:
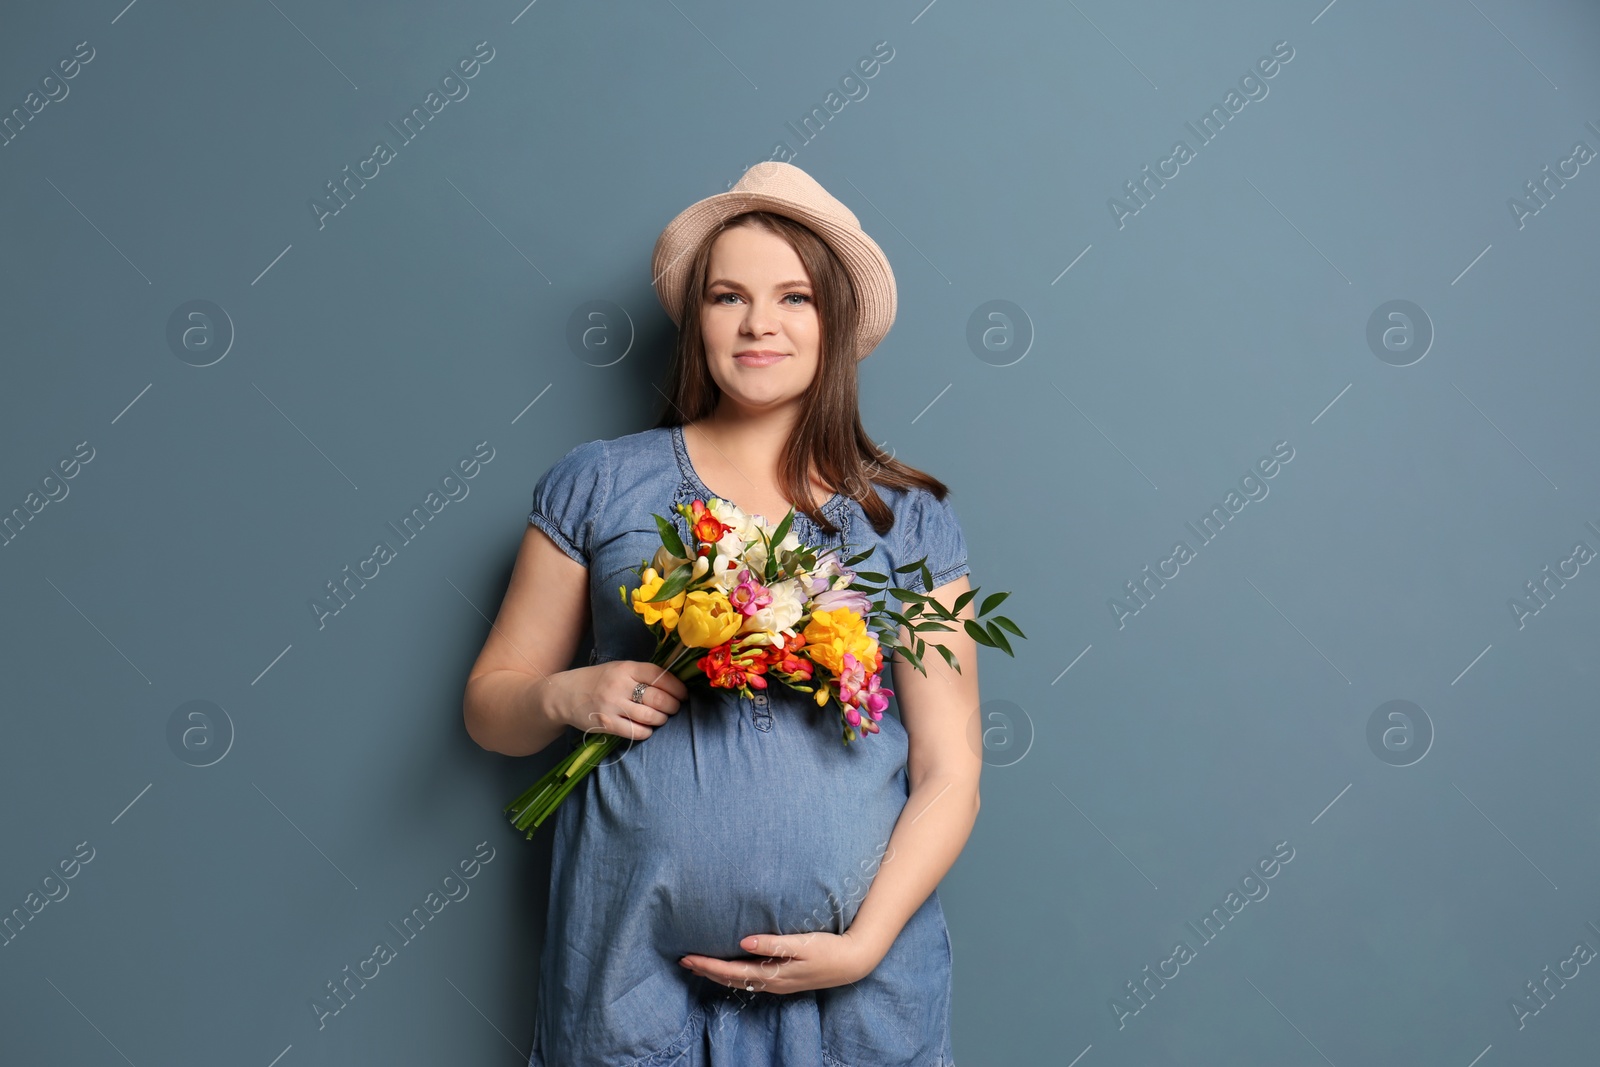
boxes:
[698,223,821,417]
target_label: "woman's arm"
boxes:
[462,524,687,757]
[463,525,588,756]
[845,573,982,961]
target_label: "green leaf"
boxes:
[903,602,925,619]
[964,619,997,648]
[952,588,979,615]
[912,620,955,633]
[986,621,1015,656]
[993,615,1027,639]
[919,562,934,595]
[889,587,929,603]
[893,558,929,574]
[933,643,961,672]
[654,567,694,600]
[852,570,889,584]
[899,642,927,675]
[979,590,1010,617]
[771,507,795,546]
[653,513,687,560]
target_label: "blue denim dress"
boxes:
[524,425,969,1067]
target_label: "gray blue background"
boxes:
[3,0,1599,1063]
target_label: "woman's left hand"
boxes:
[679,930,883,994]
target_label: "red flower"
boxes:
[698,641,770,690]
[688,499,731,546]
[763,633,814,681]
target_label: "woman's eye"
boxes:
[710,292,809,306]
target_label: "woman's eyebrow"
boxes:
[706,278,813,290]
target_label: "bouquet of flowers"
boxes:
[506,496,1024,838]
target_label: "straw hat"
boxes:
[650,161,897,361]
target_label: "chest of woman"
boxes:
[584,431,897,666]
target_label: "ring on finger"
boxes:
[630,682,649,704]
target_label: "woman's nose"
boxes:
[743,307,779,335]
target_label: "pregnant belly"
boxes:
[589,695,910,961]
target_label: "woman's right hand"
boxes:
[543,660,690,741]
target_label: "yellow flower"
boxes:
[677,590,742,647]
[631,568,686,631]
[801,608,877,676]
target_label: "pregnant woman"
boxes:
[463,162,982,1066]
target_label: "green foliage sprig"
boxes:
[840,549,1025,676]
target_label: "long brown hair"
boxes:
[654,210,947,536]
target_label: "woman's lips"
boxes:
[733,351,789,367]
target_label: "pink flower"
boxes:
[729,568,772,617]
[836,651,892,726]
[860,672,890,719]
[812,586,872,617]
[838,651,867,703]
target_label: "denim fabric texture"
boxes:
[524,425,968,1067]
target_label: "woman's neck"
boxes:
[684,397,832,513]
[692,398,801,476]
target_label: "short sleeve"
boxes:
[897,488,970,594]
[528,438,610,567]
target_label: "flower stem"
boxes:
[503,733,620,838]
[659,639,698,674]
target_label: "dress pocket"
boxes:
[604,965,703,1067]
[818,891,951,1065]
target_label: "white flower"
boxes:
[742,539,771,579]
[739,577,806,638]
[707,498,751,535]
[709,529,749,590]
[812,551,844,583]
[651,544,690,576]
[704,497,803,583]
[750,521,802,575]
